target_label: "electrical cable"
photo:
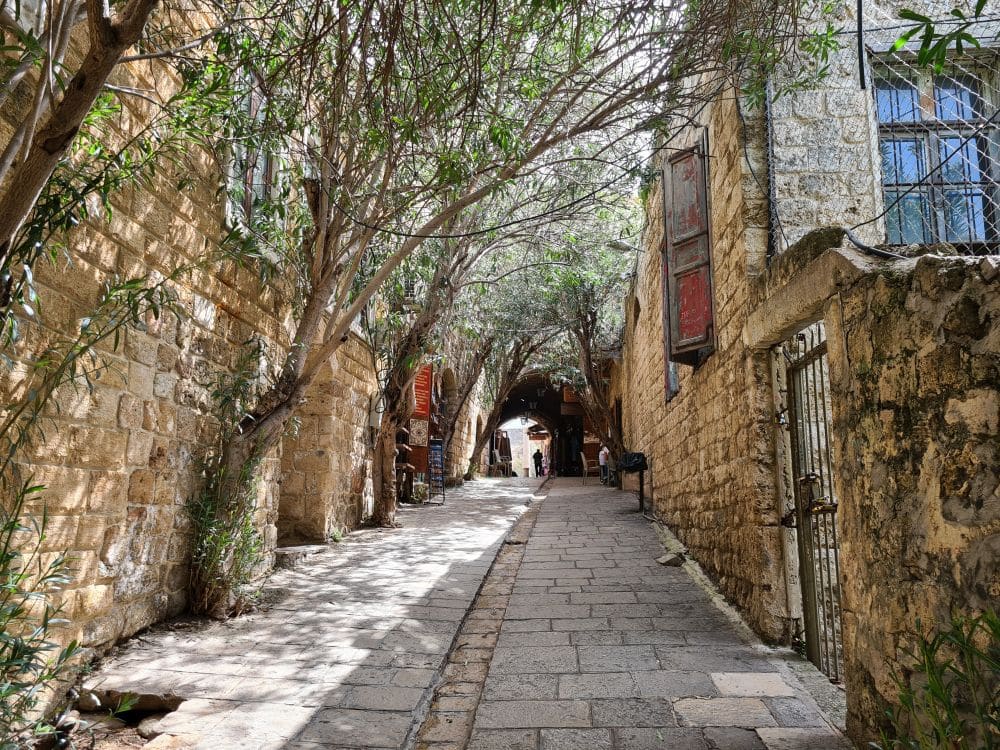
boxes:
[857,0,866,90]
[843,228,906,259]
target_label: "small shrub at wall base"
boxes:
[1,484,80,749]
[188,338,272,619]
[187,454,264,619]
[872,611,999,750]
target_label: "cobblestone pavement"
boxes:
[458,479,850,750]
[84,478,542,750]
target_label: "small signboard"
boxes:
[409,418,429,447]
[413,365,433,418]
[428,438,445,503]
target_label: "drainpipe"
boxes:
[764,78,779,264]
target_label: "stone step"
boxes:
[274,544,329,569]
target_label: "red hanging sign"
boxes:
[413,364,433,418]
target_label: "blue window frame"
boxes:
[874,67,999,247]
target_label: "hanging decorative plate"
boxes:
[409,418,429,447]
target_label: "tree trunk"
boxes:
[0,0,159,268]
[467,408,504,476]
[371,414,398,526]
[573,329,626,465]
[440,339,491,478]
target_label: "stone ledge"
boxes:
[274,544,330,569]
[743,241,883,350]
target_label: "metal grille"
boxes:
[783,322,843,683]
[864,3,1000,252]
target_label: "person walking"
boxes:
[598,444,610,484]
[532,448,544,477]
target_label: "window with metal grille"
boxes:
[874,63,1000,249]
[227,78,279,225]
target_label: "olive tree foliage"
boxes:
[190,0,831,613]
[358,156,610,523]
[535,223,639,465]
[0,0,241,328]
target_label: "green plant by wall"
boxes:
[1,489,79,748]
[872,611,1000,750]
[188,338,272,619]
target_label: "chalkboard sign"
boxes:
[428,438,445,503]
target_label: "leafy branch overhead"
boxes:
[894,1,998,72]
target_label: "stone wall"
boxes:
[824,254,999,743]
[278,334,377,542]
[446,389,484,482]
[611,93,791,642]
[767,1,887,248]
[769,49,882,247]
[10,173,292,649]
[614,53,999,743]
[735,236,999,744]
[2,68,379,654]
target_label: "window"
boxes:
[874,64,1000,247]
[661,132,715,385]
[227,78,278,225]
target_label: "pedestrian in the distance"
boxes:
[532,448,544,477]
[598,444,610,484]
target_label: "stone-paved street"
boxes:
[86,477,849,750]
[85,479,542,750]
[463,479,849,750]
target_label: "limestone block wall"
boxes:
[278,334,377,542]
[768,4,884,247]
[8,175,292,649]
[1,63,375,654]
[824,255,1000,742]
[447,387,484,482]
[611,94,790,641]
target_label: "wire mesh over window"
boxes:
[865,3,1000,254]
[872,62,999,248]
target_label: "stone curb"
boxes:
[648,513,847,734]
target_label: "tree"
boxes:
[467,339,553,477]
[361,154,625,522]
[535,216,640,467]
[0,0,240,316]
[193,0,828,614]
[0,0,159,261]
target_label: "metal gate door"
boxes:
[782,322,843,682]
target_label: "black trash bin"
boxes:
[617,452,648,513]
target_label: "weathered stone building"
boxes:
[611,2,999,744]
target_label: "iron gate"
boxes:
[782,322,843,682]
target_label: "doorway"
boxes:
[778,321,844,683]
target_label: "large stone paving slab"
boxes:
[465,479,849,750]
[84,478,541,749]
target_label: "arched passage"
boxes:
[493,373,587,476]
[498,416,553,477]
